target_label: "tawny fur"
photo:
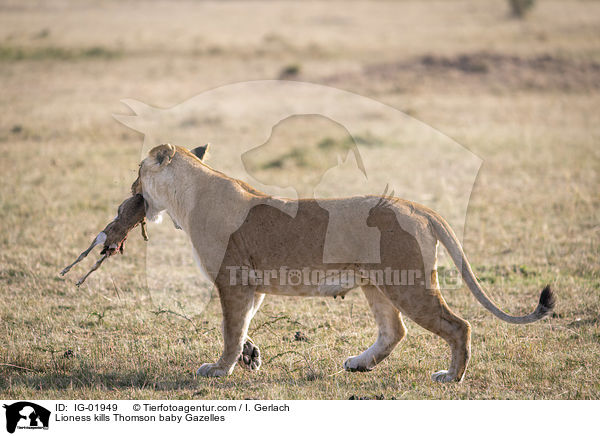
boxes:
[133,144,555,382]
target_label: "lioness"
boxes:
[133,144,555,382]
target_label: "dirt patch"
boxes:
[323,52,600,94]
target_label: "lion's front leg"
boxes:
[197,286,256,378]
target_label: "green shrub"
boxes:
[509,0,535,18]
[279,63,301,79]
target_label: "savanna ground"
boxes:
[0,0,598,400]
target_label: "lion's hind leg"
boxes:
[344,284,406,372]
[383,275,471,383]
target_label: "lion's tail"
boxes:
[429,212,555,324]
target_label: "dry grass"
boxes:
[0,0,598,400]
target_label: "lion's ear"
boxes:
[191,143,210,161]
[150,144,176,167]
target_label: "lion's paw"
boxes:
[196,363,229,378]
[238,340,261,371]
[431,370,455,383]
[343,356,373,373]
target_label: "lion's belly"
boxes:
[260,284,332,297]
[259,283,358,298]
[234,264,361,297]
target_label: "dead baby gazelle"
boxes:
[60,193,147,286]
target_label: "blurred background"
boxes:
[0,0,598,399]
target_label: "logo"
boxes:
[2,402,50,434]
[112,80,481,317]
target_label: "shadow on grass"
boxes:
[0,365,333,395]
[1,369,197,392]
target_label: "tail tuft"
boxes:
[538,285,556,317]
